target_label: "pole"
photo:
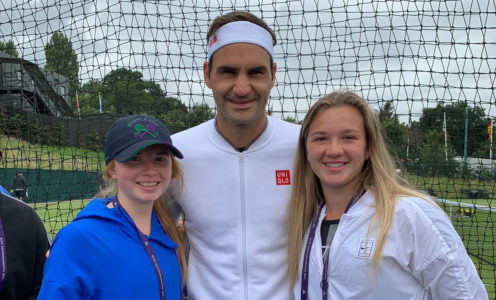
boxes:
[407,116,411,160]
[443,112,448,162]
[76,90,80,120]
[99,92,103,114]
[406,127,410,160]
[463,106,469,167]
[490,120,493,173]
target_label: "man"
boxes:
[170,11,300,299]
[12,172,27,201]
[0,148,51,299]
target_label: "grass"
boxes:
[0,135,105,171]
[405,174,496,201]
[32,199,91,239]
[454,198,494,207]
[439,204,495,298]
[406,174,495,297]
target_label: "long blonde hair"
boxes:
[98,156,188,282]
[287,91,427,289]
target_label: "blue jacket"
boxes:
[0,185,11,196]
[38,197,182,299]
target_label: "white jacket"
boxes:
[171,117,300,300]
[294,191,488,300]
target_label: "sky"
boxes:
[1,0,495,123]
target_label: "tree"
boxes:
[187,103,215,127]
[103,68,143,86]
[102,68,188,120]
[79,80,104,115]
[378,100,395,121]
[79,68,215,129]
[416,130,459,177]
[283,116,301,124]
[0,40,19,57]
[378,101,407,159]
[473,129,496,159]
[45,32,80,97]
[418,102,487,157]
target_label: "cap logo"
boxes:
[133,123,159,138]
[127,117,160,139]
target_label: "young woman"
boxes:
[287,92,487,299]
[39,115,187,299]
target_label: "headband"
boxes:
[207,21,274,61]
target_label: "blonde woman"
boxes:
[287,91,487,299]
[39,115,187,299]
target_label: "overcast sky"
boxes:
[1,0,495,122]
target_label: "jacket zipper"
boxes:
[239,152,249,300]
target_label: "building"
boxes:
[0,51,73,117]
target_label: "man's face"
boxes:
[204,43,276,129]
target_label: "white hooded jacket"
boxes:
[294,191,488,300]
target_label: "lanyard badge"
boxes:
[112,196,168,300]
[0,217,7,292]
[300,188,365,300]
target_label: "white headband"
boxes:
[207,21,274,61]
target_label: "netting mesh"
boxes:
[1,0,495,295]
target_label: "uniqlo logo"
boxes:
[275,170,291,185]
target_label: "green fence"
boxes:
[0,168,100,203]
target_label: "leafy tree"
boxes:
[378,101,407,159]
[0,40,19,57]
[378,100,395,121]
[416,130,459,177]
[45,32,80,97]
[187,103,215,127]
[473,132,496,159]
[102,68,189,121]
[103,68,143,86]
[418,102,486,157]
[78,68,215,129]
[283,116,301,124]
[79,80,104,115]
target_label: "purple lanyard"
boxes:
[300,190,364,300]
[112,196,167,300]
[0,217,7,292]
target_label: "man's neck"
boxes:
[215,117,268,150]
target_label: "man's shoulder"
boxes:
[0,192,33,212]
[269,117,300,134]
[172,119,213,141]
[0,193,43,227]
[266,117,301,145]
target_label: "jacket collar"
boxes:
[209,117,276,153]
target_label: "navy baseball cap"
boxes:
[104,115,183,165]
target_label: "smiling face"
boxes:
[109,144,172,207]
[204,43,276,131]
[305,105,369,196]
